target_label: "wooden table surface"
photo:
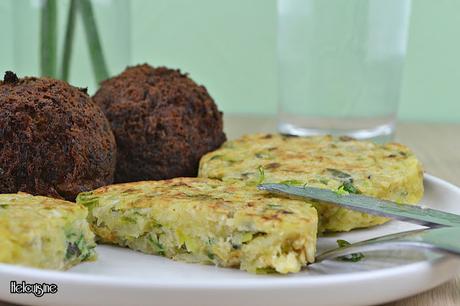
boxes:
[1,115,459,306]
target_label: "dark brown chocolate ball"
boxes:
[0,72,116,200]
[93,64,226,182]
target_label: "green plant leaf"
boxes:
[336,239,365,262]
[60,0,78,81]
[40,0,58,77]
[78,0,109,82]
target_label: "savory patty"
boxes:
[199,133,424,232]
[77,177,318,274]
[0,193,96,270]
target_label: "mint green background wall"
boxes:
[131,0,460,122]
[399,0,460,122]
[0,0,130,93]
[1,0,459,122]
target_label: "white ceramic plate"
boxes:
[1,174,460,306]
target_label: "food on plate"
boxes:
[77,177,317,274]
[199,133,424,232]
[0,193,96,270]
[93,64,226,183]
[0,71,116,201]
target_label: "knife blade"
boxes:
[257,183,460,228]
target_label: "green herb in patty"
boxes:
[340,181,361,194]
[257,166,265,184]
[336,239,365,262]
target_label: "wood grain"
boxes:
[1,116,459,306]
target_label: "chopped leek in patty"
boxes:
[77,178,318,274]
[0,193,96,270]
[199,133,424,232]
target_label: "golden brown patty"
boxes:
[0,193,96,270]
[199,133,424,232]
[77,178,318,274]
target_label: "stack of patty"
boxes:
[0,67,229,271]
[0,68,425,274]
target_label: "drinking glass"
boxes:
[277,0,411,142]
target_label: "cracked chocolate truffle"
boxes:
[0,71,116,200]
[93,64,226,182]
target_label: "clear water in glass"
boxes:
[277,0,412,142]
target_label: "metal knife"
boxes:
[257,183,460,228]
